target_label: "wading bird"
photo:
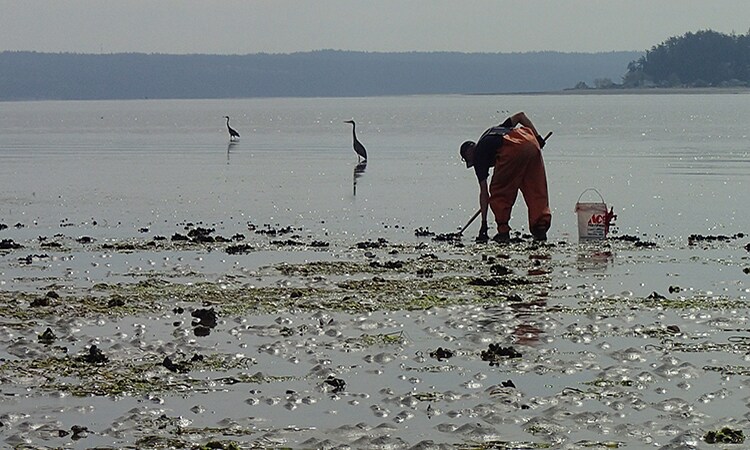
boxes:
[224,116,240,141]
[344,120,367,162]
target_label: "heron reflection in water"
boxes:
[226,140,237,164]
[353,160,367,196]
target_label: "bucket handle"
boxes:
[577,188,605,204]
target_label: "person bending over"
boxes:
[459,111,551,243]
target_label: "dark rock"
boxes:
[324,375,346,393]
[30,297,51,307]
[490,264,512,276]
[193,325,211,337]
[429,347,454,361]
[107,297,126,308]
[38,327,57,345]
[80,345,108,365]
[191,308,218,328]
[70,425,88,440]
[162,356,190,373]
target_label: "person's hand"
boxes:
[536,134,546,149]
[476,221,489,243]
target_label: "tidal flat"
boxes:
[1,221,749,449]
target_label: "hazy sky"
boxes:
[2,0,749,55]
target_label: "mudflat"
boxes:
[1,221,748,449]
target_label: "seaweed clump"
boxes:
[433,232,462,243]
[0,238,23,250]
[225,243,253,254]
[414,227,435,237]
[481,344,522,366]
[688,232,745,246]
[704,427,744,444]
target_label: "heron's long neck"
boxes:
[351,124,356,139]
[226,117,230,126]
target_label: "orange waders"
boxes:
[488,127,551,234]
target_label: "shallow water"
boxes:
[1,94,749,449]
[1,94,748,238]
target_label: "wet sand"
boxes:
[1,220,749,449]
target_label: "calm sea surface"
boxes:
[1,94,749,448]
[1,93,748,241]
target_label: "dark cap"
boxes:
[460,141,475,168]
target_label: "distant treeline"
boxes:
[623,30,750,88]
[0,50,640,101]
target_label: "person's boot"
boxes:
[493,232,511,244]
[531,227,547,241]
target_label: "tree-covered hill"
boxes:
[623,29,750,88]
[0,50,639,101]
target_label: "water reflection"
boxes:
[507,297,546,346]
[479,296,546,346]
[353,160,367,195]
[576,248,614,272]
[226,141,237,164]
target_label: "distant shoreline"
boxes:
[469,86,750,96]
[557,86,750,95]
[3,87,750,103]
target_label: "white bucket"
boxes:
[575,189,614,240]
